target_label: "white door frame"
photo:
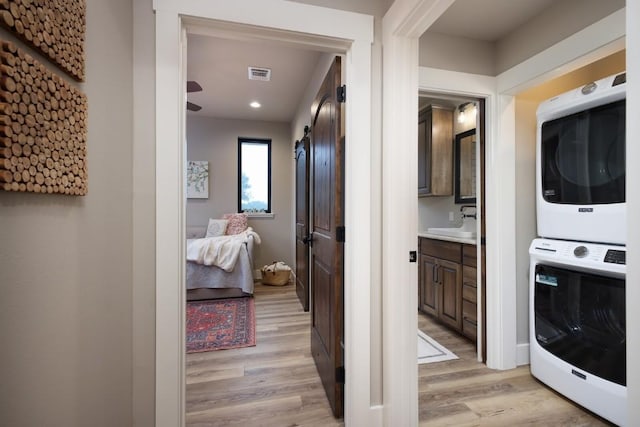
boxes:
[382,1,628,425]
[417,66,498,364]
[153,1,374,426]
[381,2,455,425]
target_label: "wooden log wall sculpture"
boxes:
[0,0,86,81]
[0,40,87,195]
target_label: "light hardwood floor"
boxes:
[186,282,343,426]
[418,311,614,426]
[186,283,612,426]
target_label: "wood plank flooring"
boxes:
[186,283,343,426]
[418,312,614,426]
[186,283,613,426]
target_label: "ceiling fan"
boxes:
[187,80,202,112]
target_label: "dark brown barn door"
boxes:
[295,129,311,311]
[310,57,344,418]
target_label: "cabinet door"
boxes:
[430,107,453,195]
[419,254,438,316]
[438,258,462,331]
[418,109,430,196]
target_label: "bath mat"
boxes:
[418,329,458,364]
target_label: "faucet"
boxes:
[460,205,477,220]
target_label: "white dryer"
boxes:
[536,72,626,245]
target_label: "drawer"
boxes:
[420,238,461,263]
[462,318,477,342]
[462,283,477,304]
[462,299,477,341]
[462,299,477,324]
[463,266,477,288]
[463,244,477,267]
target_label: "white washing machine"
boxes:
[529,238,626,426]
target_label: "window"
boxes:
[238,138,271,213]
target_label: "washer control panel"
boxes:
[604,249,626,265]
[573,246,589,258]
[529,238,626,275]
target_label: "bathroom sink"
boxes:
[427,210,477,239]
[426,227,476,239]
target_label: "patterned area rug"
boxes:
[186,297,256,353]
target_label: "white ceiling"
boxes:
[186,0,557,122]
[186,34,322,122]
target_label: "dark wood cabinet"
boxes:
[419,254,438,315]
[438,258,462,331]
[418,238,462,331]
[419,237,479,342]
[418,106,454,197]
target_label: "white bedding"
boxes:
[186,227,261,271]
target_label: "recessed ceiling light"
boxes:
[250,101,261,109]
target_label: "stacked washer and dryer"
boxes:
[529,72,627,426]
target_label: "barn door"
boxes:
[295,128,311,311]
[310,57,344,418]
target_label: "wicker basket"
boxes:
[261,262,291,286]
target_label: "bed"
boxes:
[186,225,260,300]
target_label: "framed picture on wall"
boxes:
[187,161,209,199]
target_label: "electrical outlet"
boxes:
[448,211,454,221]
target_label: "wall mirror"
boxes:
[454,128,477,204]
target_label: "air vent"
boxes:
[248,66,271,81]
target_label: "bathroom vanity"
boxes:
[418,234,480,342]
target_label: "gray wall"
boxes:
[513,50,625,345]
[132,0,156,425]
[496,0,625,74]
[187,116,294,269]
[419,0,624,77]
[0,0,134,425]
[291,0,392,16]
[514,97,538,346]
[419,32,495,76]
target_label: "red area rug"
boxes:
[186,297,256,353]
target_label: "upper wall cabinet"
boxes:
[418,105,453,197]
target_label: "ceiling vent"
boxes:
[248,66,271,81]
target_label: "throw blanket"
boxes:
[186,227,261,272]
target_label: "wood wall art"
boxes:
[0,0,86,81]
[0,40,87,195]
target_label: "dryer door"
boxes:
[540,100,625,205]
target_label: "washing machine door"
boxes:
[540,99,625,205]
[533,264,625,386]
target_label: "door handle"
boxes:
[302,234,313,247]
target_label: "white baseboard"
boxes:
[253,269,262,280]
[516,343,530,366]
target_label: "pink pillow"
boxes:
[222,213,248,235]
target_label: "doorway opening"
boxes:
[183,30,347,421]
[416,91,486,362]
[154,5,375,420]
